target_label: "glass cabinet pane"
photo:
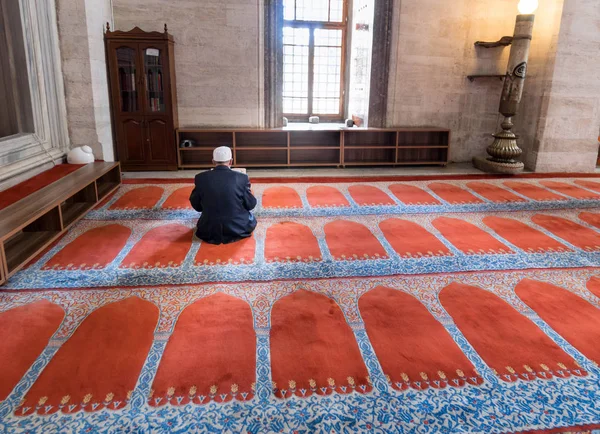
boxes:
[116,47,139,112]
[144,47,165,113]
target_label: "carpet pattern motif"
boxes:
[2,177,600,433]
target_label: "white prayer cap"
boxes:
[213,146,232,162]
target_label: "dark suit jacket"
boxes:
[189,166,257,244]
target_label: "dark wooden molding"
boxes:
[368,0,394,128]
[264,1,284,128]
[104,24,173,42]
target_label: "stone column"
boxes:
[56,0,115,161]
[526,0,600,172]
[473,14,534,174]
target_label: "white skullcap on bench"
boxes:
[213,146,232,162]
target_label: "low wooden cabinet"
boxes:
[177,127,450,168]
[105,25,178,171]
[0,163,121,283]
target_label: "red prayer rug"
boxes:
[2,175,600,433]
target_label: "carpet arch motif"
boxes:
[150,293,256,406]
[387,184,440,205]
[0,301,64,402]
[432,217,513,255]
[324,220,387,261]
[161,186,194,210]
[264,222,321,263]
[195,235,256,265]
[539,180,600,200]
[466,181,526,203]
[483,216,571,253]
[532,214,600,251]
[359,286,481,391]
[428,182,482,204]
[503,181,565,201]
[42,224,131,270]
[379,218,451,258]
[16,297,158,416]
[262,186,303,209]
[515,279,600,366]
[121,224,193,269]
[347,185,395,206]
[439,282,585,383]
[306,185,349,208]
[109,186,164,210]
[270,289,372,399]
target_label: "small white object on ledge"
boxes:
[67,145,95,164]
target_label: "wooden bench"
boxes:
[0,162,121,284]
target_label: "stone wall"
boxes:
[112,0,263,127]
[525,0,600,172]
[386,0,568,165]
[108,0,599,169]
[56,0,114,161]
[86,0,115,161]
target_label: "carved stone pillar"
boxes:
[473,14,534,174]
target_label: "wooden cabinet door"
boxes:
[145,117,175,164]
[139,42,171,116]
[139,42,176,167]
[107,42,143,116]
[116,115,146,165]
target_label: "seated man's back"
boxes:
[189,148,257,244]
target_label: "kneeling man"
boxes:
[189,146,257,244]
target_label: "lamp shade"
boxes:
[518,0,538,14]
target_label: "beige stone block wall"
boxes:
[57,0,98,153]
[526,0,600,172]
[112,0,263,128]
[56,0,114,161]
[86,0,115,161]
[386,0,566,164]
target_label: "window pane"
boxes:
[314,28,342,47]
[329,0,343,22]
[283,26,309,114]
[296,0,329,22]
[283,0,295,20]
[313,30,342,113]
[283,97,308,114]
[283,26,309,46]
[313,98,340,114]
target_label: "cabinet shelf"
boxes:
[291,146,340,150]
[235,147,288,151]
[398,145,449,149]
[176,127,450,168]
[5,230,61,274]
[345,146,396,149]
[180,147,218,151]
